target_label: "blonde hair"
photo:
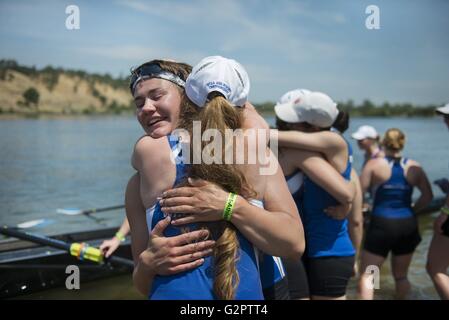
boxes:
[382,128,405,151]
[179,93,254,300]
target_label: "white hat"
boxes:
[185,56,250,108]
[436,103,449,115]
[277,88,311,106]
[351,125,379,140]
[274,90,338,128]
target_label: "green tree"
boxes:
[23,87,40,107]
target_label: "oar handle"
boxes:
[0,226,70,251]
[0,226,134,270]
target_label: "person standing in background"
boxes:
[358,128,433,299]
[351,125,385,168]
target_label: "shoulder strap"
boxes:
[385,156,395,169]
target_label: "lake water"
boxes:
[1,115,448,299]
[0,116,143,233]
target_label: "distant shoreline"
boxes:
[0,111,441,120]
[0,111,135,120]
[1,60,441,118]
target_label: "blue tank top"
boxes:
[372,157,414,219]
[236,199,286,290]
[285,170,304,222]
[300,137,355,258]
[146,135,264,300]
[285,170,304,201]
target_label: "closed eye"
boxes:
[149,90,165,101]
[134,97,145,109]
[134,88,166,108]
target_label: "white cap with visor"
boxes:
[186,55,250,108]
[274,90,338,128]
[351,125,379,140]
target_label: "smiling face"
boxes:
[133,78,182,138]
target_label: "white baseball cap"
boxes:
[274,90,338,128]
[277,88,311,106]
[351,125,379,140]
[436,103,449,115]
[185,56,250,108]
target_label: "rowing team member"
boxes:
[358,127,433,299]
[351,125,385,167]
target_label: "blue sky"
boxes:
[1,0,448,105]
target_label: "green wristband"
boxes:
[223,193,237,221]
[441,206,449,216]
[115,231,126,242]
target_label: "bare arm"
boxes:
[274,129,349,176]
[288,148,355,205]
[132,136,176,206]
[99,217,130,258]
[410,163,433,213]
[434,195,449,233]
[275,130,345,155]
[131,136,146,170]
[348,169,363,258]
[118,218,130,236]
[232,149,305,258]
[360,160,374,194]
[126,173,154,296]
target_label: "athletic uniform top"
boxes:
[145,135,264,300]
[251,199,287,290]
[371,157,414,219]
[299,137,355,258]
[285,170,304,218]
[286,171,304,196]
